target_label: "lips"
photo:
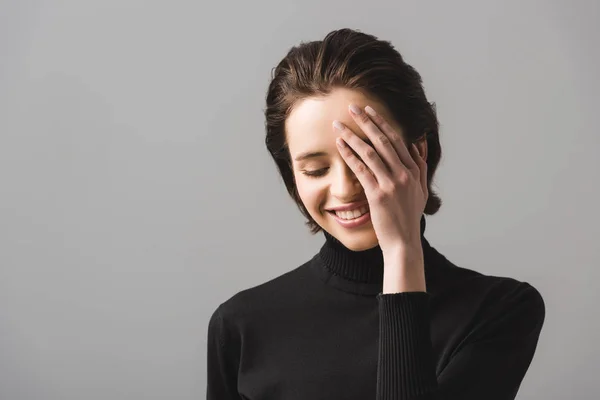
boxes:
[325,201,369,212]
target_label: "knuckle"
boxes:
[380,178,397,193]
[364,148,377,160]
[398,171,410,185]
[376,134,390,146]
[373,189,387,203]
[355,162,368,174]
[388,132,402,143]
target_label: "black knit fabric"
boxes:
[207,215,545,399]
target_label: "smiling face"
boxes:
[285,88,405,251]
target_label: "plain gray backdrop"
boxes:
[1,0,598,399]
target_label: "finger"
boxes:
[348,104,406,175]
[335,136,378,194]
[362,105,419,174]
[411,143,428,198]
[335,121,390,184]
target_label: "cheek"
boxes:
[295,177,326,214]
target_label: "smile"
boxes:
[330,205,369,220]
[327,206,371,228]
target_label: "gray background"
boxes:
[1,0,598,399]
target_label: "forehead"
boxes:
[285,88,396,159]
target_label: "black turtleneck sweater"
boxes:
[206,216,545,400]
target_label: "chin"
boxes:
[331,228,379,252]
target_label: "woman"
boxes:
[207,28,545,400]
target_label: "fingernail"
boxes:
[333,120,344,130]
[365,106,377,116]
[349,104,362,115]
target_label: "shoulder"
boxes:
[429,246,545,336]
[484,277,545,325]
[458,274,546,342]
[430,244,544,312]
[455,266,545,324]
[208,256,316,327]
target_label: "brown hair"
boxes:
[264,28,443,234]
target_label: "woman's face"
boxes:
[285,88,404,251]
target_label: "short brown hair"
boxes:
[264,28,443,234]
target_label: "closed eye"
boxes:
[303,168,328,177]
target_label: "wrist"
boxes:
[382,267,426,293]
[382,245,426,294]
[382,242,423,264]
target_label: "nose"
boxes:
[329,162,363,200]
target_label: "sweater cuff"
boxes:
[376,291,438,399]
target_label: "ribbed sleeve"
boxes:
[375,283,545,400]
[376,291,438,399]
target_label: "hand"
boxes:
[333,104,428,260]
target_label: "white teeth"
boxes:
[334,205,369,220]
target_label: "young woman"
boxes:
[207,28,545,400]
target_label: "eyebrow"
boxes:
[293,138,373,162]
[294,151,328,162]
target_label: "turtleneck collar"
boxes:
[313,215,436,296]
